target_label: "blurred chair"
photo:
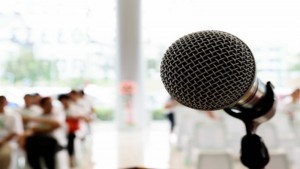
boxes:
[192,121,227,149]
[222,114,245,158]
[257,122,280,149]
[265,153,290,169]
[196,151,234,169]
[175,112,198,150]
[56,150,69,169]
[184,121,228,165]
[292,121,300,146]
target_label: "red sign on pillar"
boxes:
[120,81,137,126]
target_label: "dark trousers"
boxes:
[166,112,175,132]
[25,135,59,169]
[67,133,76,156]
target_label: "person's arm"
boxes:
[164,99,178,109]
[28,117,60,134]
[81,114,93,122]
[68,114,92,123]
[206,111,219,120]
[70,105,93,122]
[1,114,23,146]
[0,132,17,147]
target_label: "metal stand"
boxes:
[224,82,276,169]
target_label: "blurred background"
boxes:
[1,0,300,169]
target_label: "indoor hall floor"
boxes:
[80,121,297,169]
[88,121,170,169]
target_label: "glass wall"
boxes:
[1,0,300,120]
[0,0,117,120]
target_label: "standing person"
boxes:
[69,90,91,137]
[58,94,85,167]
[78,90,94,116]
[164,97,178,132]
[77,90,95,134]
[285,88,300,126]
[69,90,93,167]
[29,93,43,116]
[0,96,23,169]
[20,94,42,128]
[24,97,67,169]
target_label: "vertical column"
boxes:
[116,0,145,130]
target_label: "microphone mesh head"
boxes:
[161,30,256,110]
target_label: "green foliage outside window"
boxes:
[152,108,165,120]
[93,107,166,121]
[3,47,58,86]
[94,107,114,121]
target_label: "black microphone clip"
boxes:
[224,81,276,134]
[224,82,276,169]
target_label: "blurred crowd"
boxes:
[3,86,300,169]
[0,89,95,169]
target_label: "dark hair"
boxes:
[0,96,7,105]
[0,95,6,101]
[79,89,85,96]
[58,94,70,101]
[39,97,51,106]
[32,93,41,97]
[69,90,78,95]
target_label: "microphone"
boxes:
[160,30,277,169]
[160,30,276,123]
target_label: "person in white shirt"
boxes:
[69,90,94,167]
[24,97,67,169]
[0,96,23,169]
[19,94,42,129]
[69,90,92,137]
[78,90,95,116]
[283,88,300,126]
[58,94,87,167]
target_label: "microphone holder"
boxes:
[224,82,276,169]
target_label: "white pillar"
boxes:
[116,0,145,130]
